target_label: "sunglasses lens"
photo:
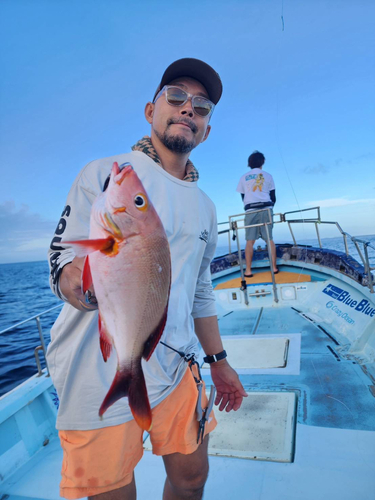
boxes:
[165,87,188,106]
[192,97,212,117]
[164,86,213,117]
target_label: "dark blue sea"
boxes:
[0,261,61,397]
[0,235,374,397]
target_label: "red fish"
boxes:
[64,162,171,430]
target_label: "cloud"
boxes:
[0,201,56,262]
[307,153,373,172]
[305,197,375,208]
[303,163,329,174]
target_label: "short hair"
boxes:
[248,151,265,169]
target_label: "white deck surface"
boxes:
[3,424,375,499]
[137,424,375,500]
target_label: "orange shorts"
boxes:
[59,367,217,499]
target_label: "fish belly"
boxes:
[91,232,170,429]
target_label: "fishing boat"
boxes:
[1,206,374,500]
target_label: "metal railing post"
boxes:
[315,222,322,248]
[233,221,249,305]
[288,222,297,246]
[34,346,44,376]
[264,219,279,303]
[35,316,50,376]
[363,243,374,293]
[352,239,366,267]
[343,233,349,256]
[228,216,233,254]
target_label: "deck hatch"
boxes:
[204,336,290,369]
[143,391,297,463]
[208,391,297,463]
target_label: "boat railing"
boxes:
[217,206,375,296]
[228,207,278,305]
[0,304,63,377]
[281,207,375,293]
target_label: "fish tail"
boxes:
[98,369,131,417]
[128,364,153,431]
[99,362,152,431]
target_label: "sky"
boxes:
[0,0,374,263]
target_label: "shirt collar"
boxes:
[131,136,199,182]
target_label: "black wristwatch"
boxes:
[203,350,227,364]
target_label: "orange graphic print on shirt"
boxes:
[253,174,265,192]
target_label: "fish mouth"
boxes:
[115,164,134,185]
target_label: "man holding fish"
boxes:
[47,58,247,500]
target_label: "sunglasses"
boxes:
[155,85,215,118]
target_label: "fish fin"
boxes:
[99,362,152,431]
[62,237,116,257]
[142,304,168,361]
[99,314,113,362]
[82,255,93,293]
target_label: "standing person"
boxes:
[47,58,247,500]
[236,151,278,277]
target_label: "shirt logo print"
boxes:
[199,230,209,244]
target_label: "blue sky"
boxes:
[0,0,374,263]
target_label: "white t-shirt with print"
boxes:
[236,168,275,207]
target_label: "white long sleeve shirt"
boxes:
[46,150,217,430]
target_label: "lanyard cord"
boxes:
[160,340,203,384]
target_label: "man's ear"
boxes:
[201,124,211,144]
[144,102,154,124]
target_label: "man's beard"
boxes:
[154,119,198,154]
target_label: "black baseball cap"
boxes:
[153,58,223,105]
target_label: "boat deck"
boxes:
[215,270,312,289]
[214,306,375,431]
[2,422,375,500]
[1,264,375,499]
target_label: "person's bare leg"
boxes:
[270,241,278,272]
[162,436,209,500]
[245,240,255,276]
[89,474,136,500]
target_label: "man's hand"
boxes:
[59,256,98,312]
[210,359,248,412]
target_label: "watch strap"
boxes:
[203,350,227,364]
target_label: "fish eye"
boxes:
[134,193,148,211]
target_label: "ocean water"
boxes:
[0,235,374,397]
[0,261,62,397]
